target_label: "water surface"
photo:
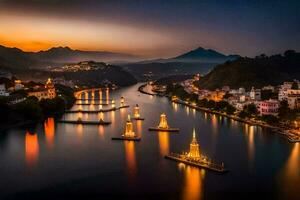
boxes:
[0,84,299,200]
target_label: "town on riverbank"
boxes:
[140,75,300,143]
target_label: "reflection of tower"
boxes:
[25,132,39,167]
[158,113,169,129]
[124,115,135,137]
[120,96,125,107]
[44,118,55,149]
[158,131,169,156]
[99,89,103,103]
[106,88,109,104]
[134,104,140,118]
[182,166,204,200]
[188,129,200,159]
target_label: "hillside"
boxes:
[196,50,300,90]
[0,45,140,71]
[52,61,137,87]
[171,47,239,62]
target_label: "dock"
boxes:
[165,153,228,173]
[132,117,145,121]
[76,98,113,101]
[148,127,179,132]
[64,105,129,113]
[58,120,111,125]
[111,136,141,141]
[75,103,109,105]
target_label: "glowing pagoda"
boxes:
[158,113,169,129]
[148,113,179,132]
[120,96,125,107]
[123,115,135,138]
[134,104,140,118]
[111,99,115,108]
[165,129,227,173]
[99,112,104,122]
[112,115,141,141]
[188,129,200,159]
[132,104,145,120]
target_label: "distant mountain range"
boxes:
[135,47,240,64]
[0,45,140,71]
[196,50,300,90]
[171,47,239,62]
[121,47,239,80]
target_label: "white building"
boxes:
[0,84,9,96]
[250,87,261,101]
[239,87,246,94]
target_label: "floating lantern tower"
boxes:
[165,128,227,173]
[112,115,141,141]
[188,129,200,159]
[111,99,115,108]
[120,96,125,107]
[149,113,179,132]
[132,104,145,120]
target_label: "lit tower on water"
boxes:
[188,129,200,159]
[134,104,140,118]
[123,115,135,138]
[120,96,125,107]
[158,113,169,129]
[111,99,115,108]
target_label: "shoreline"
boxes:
[138,84,300,143]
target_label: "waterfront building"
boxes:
[14,80,24,91]
[259,99,280,116]
[0,84,9,96]
[158,113,169,129]
[28,78,56,100]
[250,87,261,101]
[239,87,246,94]
[188,129,200,159]
[287,93,300,109]
[262,85,275,92]
[222,86,230,92]
[123,115,135,138]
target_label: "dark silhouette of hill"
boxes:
[196,50,300,90]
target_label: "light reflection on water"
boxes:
[158,131,170,157]
[25,132,39,167]
[179,164,205,200]
[44,118,55,149]
[0,84,298,199]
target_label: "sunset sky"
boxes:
[0,0,299,58]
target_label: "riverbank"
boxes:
[138,84,300,143]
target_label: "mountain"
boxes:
[195,50,300,90]
[0,45,140,71]
[172,47,239,62]
[33,46,140,63]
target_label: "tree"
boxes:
[291,81,299,90]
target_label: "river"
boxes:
[0,83,299,200]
